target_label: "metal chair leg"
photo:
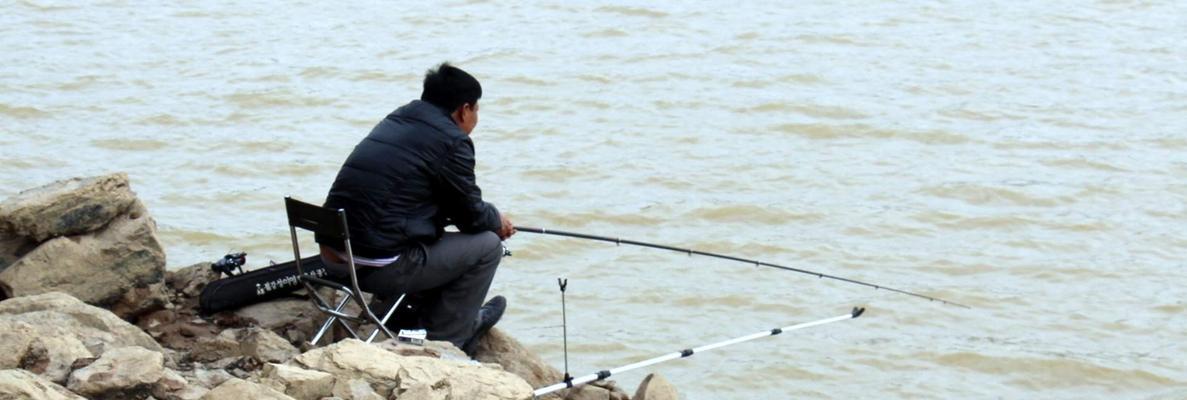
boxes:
[310,295,352,345]
[365,293,407,343]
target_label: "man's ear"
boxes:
[458,103,475,120]
[450,106,466,124]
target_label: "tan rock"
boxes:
[395,382,446,400]
[0,325,93,384]
[258,363,334,400]
[330,378,383,400]
[0,235,35,275]
[0,200,166,313]
[167,262,221,298]
[241,327,299,363]
[201,378,295,400]
[152,369,205,400]
[185,368,234,390]
[0,292,162,373]
[0,369,86,400]
[293,339,532,400]
[66,346,164,399]
[634,373,678,400]
[110,281,171,320]
[191,330,241,362]
[0,173,137,241]
[375,339,468,361]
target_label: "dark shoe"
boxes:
[462,295,506,356]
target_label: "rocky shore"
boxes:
[0,174,679,400]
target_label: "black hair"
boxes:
[421,63,482,112]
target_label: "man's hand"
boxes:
[497,214,516,240]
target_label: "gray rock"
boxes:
[258,363,334,400]
[66,346,164,400]
[293,339,532,400]
[234,298,322,346]
[0,173,137,242]
[0,199,166,315]
[634,373,679,400]
[201,378,296,400]
[0,292,163,380]
[0,369,86,400]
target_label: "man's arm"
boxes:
[435,137,505,235]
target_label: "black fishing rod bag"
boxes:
[198,256,331,315]
[198,256,426,331]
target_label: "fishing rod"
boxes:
[516,226,969,308]
[533,307,866,397]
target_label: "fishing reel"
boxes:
[211,252,247,277]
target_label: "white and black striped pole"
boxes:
[533,307,866,398]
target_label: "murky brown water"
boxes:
[3,1,1185,398]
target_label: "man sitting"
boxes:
[317,63,515,355]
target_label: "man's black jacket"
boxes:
[319,100,501,258]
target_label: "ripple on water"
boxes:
[0,103,50,119]
[532,210,665,228]
[736,102,870,119]
[225,90,337,109]
[581,28,630,38]
[770,122,970,144]
[593,5,669,18]
[1039,157,1129,172]
[917,182,1075,207]
[90,138,170,151]
[930,352,1179,391]
[689,204,824,225]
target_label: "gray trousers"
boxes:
[324,231,503,347]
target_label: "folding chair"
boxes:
[284,196,406,345]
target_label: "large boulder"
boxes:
[0,369,86,400]
[66,346,164,399]
[0,199,166,317]
[0,173,137,242]
[473,328,629,400]
[473,327,560,387]
[292,339,533,400]
[0,292,163,382]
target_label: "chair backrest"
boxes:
[285,196,349,240]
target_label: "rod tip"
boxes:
[851,307,866,318]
